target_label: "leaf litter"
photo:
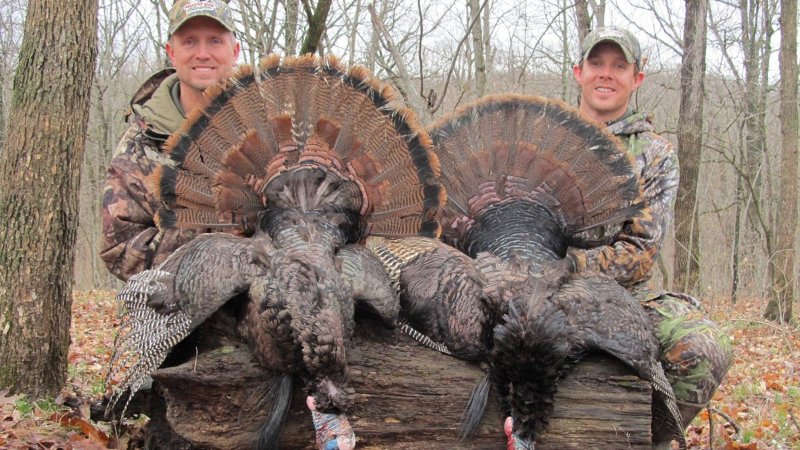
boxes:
[0,291,797,449]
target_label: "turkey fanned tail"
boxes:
[420,95,686,447]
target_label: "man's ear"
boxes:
[633,70,645,90]
[165,41,176,65]
[233,41,241,60]
[572,64,583,83]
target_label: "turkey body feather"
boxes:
[370,95,686,449]
[106,54,443,450]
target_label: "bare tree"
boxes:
[703,0,778,299]
[764,0,796,322]
[673,0,708,294]
[300,0,332,54]
[0,0,98,396]
[345,0,363,66]
[574,0,605,42]
[368,2,427,117]
[575,0,591,43]
[237,0,279,62]
[0,0,26,156]
[285,0,299,54]
[469,0,487,96]
[733,0,776,289]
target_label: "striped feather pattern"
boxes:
[365,236,489,360]
[106,270,191,418]
[156,54,443,240]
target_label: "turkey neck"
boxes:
[463,199,568,270]
[261,208,348,261]
[252,207,356,408]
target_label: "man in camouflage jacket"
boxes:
[101,0,239,281]
[570,27,732,446]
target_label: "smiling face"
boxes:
[166,16,240,111]
[573,42,644,123]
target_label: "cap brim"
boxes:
[169,15,234,37]
[582,38,637,65]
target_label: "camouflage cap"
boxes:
[579,27,642,68]
[168,0,235,37]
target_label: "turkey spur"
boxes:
[105,54,443,450]
[371,95,687,449]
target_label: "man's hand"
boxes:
[127,227,159,262]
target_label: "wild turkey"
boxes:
[369,94,687,449]
[105,54,443,450]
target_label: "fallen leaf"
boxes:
[50,412,112,447]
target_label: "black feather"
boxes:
[491,292,573,441]
[459,372,490,439]
[254,374,293,450]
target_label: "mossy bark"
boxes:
[0,0,98,397]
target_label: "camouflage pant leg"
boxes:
[636,289,733,426]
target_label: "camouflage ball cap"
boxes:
[168,0,235,37]
[580,27,642,68]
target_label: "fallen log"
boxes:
[141,315,653,449]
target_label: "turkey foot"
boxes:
[505,417,534,450]
[307,396,355,450]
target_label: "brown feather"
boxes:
[155,54,442,238]
[428,94,641,244]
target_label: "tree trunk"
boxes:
[673,0,707,295]
[346,0,362,67]
[132,318,654,449]
[0,69,5,155]
[739,0,770,259]
[300,0,332,55]
[765,0,797,323]
[285,0,299,55]
[469,0,487,97]
[559,0,570,101]
[760,0,775,236]
[0,0,98,397]
[574,0,591,45]
[593,0,606,28]
[731,177,743,303]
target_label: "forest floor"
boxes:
[0,290,798,449]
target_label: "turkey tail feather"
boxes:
[157,54,443,240]
[459,372,490,439]
[427,94,643,245]
[254,374,293,450]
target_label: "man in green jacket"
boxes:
[569,27,732,447]
[101,0,240,281]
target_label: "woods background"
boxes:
[0,1,796,446]
[0,0,796,305]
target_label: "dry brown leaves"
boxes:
[682,296,800,450]
[0,291,798,449]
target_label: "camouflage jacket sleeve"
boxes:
[568,131,679,288]
[99,123,197,281]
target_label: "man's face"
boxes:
[573,42,644,123]
[166,17,240,94]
